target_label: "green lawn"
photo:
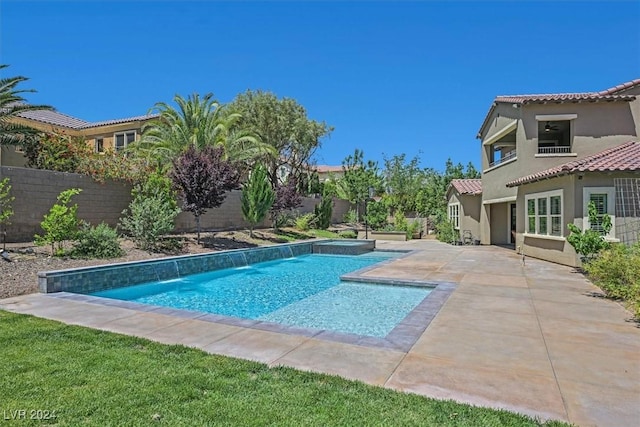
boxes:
[0,311,569,426]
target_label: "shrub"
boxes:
[567,201,612,260]
[241,164,275,237]
[270,179,302,230]
[436,219,458,244]
[34,188,82,256]
[343,209,358,225]
[71,222,124,259]
[273,211,296,229]
[24,131,91,173]
[365,200,388,230]
[338,230,357,239]
[120,172,180,252]
[390,211,420,239]
[295,213,316,231]
[0,178,14,249]
[584,243,640,319]
[313,197,333,230]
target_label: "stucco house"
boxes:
[315,165,344,182]
[1,109,157,167]
[467,78,640,266]
[446,179,482,243]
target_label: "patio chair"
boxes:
[462,230,473,245]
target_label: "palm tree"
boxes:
[0,65,53,146]
[130,93,274,170]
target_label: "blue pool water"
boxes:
[92,252,432,337]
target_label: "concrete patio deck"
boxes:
[1,240,638,426]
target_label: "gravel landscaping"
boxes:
[0,229,295,299]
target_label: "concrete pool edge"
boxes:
[37,243,454,352]
[46,277,454,352]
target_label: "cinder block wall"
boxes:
[174,192,352,232]
[1,167,133,242]
[1,167,354,242]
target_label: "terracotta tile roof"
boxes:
[450,179,482,195]
[495,78,639,105]
[315,165,343,173]
[17,109,90,129]
[506,141,640,187]
[17,110,157,130]
[477,78,640,138]
[81,114,159,129]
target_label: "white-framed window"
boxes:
[526,190,563,237]
[583,187,615,238]
[448,203,460,229]
[114,131,136,152]
[95,138,104,154]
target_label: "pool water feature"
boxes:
[92,253,432,338]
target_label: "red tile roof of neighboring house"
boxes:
[495,78,640,105]
[17,109,90,129]
[80,114,159,129]
[506,141,640,187]
[450,179,482,195]
[477,78,640,138]
[17,110,158,130]
[315,165,343,173]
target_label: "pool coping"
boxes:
[46,249,455,352]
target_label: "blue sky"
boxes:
[1,1,638,171]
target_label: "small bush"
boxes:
[390,211,421,239]
[365,200,388,230]
[343,209,358,225]
[338,230,357,239]
[0,178,14,249]
[35,188,82,256]
[273,211,296,229]
[584,243,640,319]
[71,222,124,259]
[436,219,459,244]
[313,197,333,230]
[567,201,612,260]
[120,172,180,252]
[295,213,316,231]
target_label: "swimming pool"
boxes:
[91,253,432,338]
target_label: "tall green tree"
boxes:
[132,93,273,171]
[0,65,52,146]
[383,153,425,214]
[415,159,480,220]
[337,149,382,219]
[241,164,275,237]
[227,90,333,188]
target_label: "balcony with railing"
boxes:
[537,146,571,155]
[488,149,516,168]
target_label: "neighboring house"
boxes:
[275,163,343,185]
[446,179,482,243]
[315,165,344,182]
[1,109,157,166]
[476,78,640,266]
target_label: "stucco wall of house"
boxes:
[0,146,29,167]
[513,175,579,267]
[489,202,509,245]
[448,192,481,241]
[480,98,638,206]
